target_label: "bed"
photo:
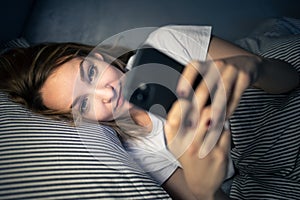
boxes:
[1,0,300,199]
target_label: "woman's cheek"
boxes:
[92,102,114,121]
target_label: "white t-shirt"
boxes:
[122,112,180,184]
[126,25,212,71]
[123,25,214,185]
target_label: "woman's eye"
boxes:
[80,97,89,115]
[88,65,97,83]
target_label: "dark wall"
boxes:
[1,0,300,43]
[0,0,34,42]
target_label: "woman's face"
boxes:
[41,53,132,121]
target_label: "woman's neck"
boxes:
[129,107,152,132]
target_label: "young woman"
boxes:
[0,25,299,200]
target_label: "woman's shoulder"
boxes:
[145,25,212,46]
[150,25,212,36]
[144,25,213,64]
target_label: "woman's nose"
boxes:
[93,85,115,103]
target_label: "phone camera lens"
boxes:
[136,93,144,101]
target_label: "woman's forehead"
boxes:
[40,58,81,111]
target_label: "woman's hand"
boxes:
[173,57,260,157]
[175,55,299,157]
[177,56,261,122]
[177,55,299,128]
[164,99,231,200]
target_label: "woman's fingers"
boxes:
[164,99,194,157]
[176,61,207,98]
[193,63,216,107]
[177,56,257,125]
[217,127,231,154]
[165,99,190,141]
[199,120,230,158]
[165,100,214,159]
[210,64,237,125]
[169,57,253,159]
[189,61,229,156]
[165,98,231,162]
[188,107,212,155]
[191,61,223,122]
[226,70,251,118]
[197,64,237,158]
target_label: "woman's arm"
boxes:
[208,36,299,94]
[164,101,232,200]
[162,168,197,200]
[162,168,231,200]
[253,57,299,94]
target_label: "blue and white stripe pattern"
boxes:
[230,32,300,199]
[0,93,170,199]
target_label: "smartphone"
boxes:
[122,45,205,118]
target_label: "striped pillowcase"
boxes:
[0,92,170,199]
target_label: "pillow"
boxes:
[0,37,30,54]
[235,17,300,55]
[0,92,170,199]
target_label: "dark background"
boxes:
[1,0,300,43]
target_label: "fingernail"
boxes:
[206,119,212,127]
